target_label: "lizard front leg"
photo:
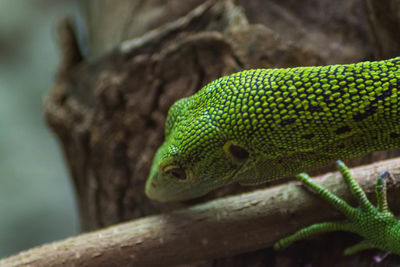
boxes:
[274,160,400,255]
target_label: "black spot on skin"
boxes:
[335,126,351,135]
[280,118,296,126]
[390,132,400,138]
[323,94,335,104]
[375,88,393,101]
[352,86,393,122]
[337,144,345,149]
[302,133,315,140]
[308,105,323,113]
[353,105,377,122]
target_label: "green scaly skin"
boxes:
[146,57,400,201]
[145,57,400,254]
[274,161,400,255]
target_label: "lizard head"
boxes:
[145,94,250,202]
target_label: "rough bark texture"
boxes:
[3,158,400,266]
[43,0,400,266]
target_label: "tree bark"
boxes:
[41,0,400,266]
[2,158,400,266]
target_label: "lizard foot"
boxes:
[273,160,400,255]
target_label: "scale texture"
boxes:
[146,57,400,255]
[146,57,400,202]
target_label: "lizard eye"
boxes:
[224,141,249,164]
[164,166,187,180]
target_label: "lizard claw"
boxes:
[274,161,400,256]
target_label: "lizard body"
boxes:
[145,57,400,255]
[146,57,400,202]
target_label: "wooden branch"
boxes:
[3,158,400,267]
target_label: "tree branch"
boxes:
[3,157,400,266]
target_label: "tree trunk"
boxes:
[44,0,400,266]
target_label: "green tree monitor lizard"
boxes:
[145,57,400,254]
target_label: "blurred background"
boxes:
[0,0,78,257]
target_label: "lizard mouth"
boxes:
[147,161,245,202]
[167,167,244,201]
